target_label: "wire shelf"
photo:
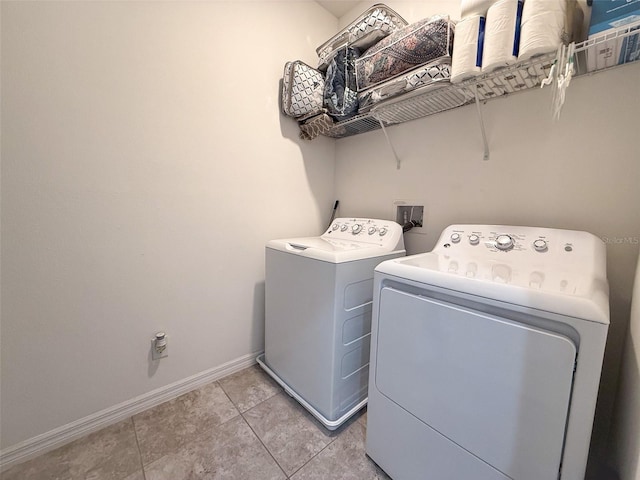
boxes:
[368,52,555,127]
[572,20,640,76]
[318,22,638,139]
[372,84,471,125]
[324,113,384,138]
[460,53,556,100]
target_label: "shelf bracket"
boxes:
[377,119,401,170]
[473,85,490,161]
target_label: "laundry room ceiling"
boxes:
[316,1,361,18]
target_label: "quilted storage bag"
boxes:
[316,4,408,71]
[357,57,452,112]
[281,61,325,118]
[355,15,455,91]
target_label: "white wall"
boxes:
[335,0,640,473]
[0,1,337,449]
[611,254,640,480]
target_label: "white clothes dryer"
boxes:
[612,251,640,480]
[258,218,405,429]
[366,225,609,480]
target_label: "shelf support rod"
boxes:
[377,119,401,169]
[473,86,490,161]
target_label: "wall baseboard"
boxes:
[0,351,262,472]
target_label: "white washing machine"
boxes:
[258,218,405,429]
[366,225,609,480]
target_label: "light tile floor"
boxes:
[2,365,390,480]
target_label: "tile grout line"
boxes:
[132,379,246,476]
[130,416,148,480]
[218,380,289,479]
[220,367,364,479]
[240,412,290,479]
[285,419,356,479]
[212,380,242,427]
[232,374,359,479]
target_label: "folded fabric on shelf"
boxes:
[298,113,336,140]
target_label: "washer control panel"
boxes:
[324,218,403,247]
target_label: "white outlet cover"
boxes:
[151,338,168,360]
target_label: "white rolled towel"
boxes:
[460,0,498,18]
[482,0,524,73]
[451,15,486,83]
[519,0,570,60]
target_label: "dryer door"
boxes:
[375,287,577,480]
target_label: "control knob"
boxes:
[332,223,339,231]
[340,224,348,232]
[368,226,377,235]
[379,227,388,237]
[451,233,461,243]
[469,234,480,245]
[533,239,548,252]
[352,224,363,234]
[495,235,514,251]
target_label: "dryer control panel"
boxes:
[324,218,404,248]
[378,224,609,323]
[437,225,604,258]
[425,224,608,297]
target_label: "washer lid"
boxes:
[267,218,405,263]
[267,236,403,263]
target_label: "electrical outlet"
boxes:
[151,333,168,360]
